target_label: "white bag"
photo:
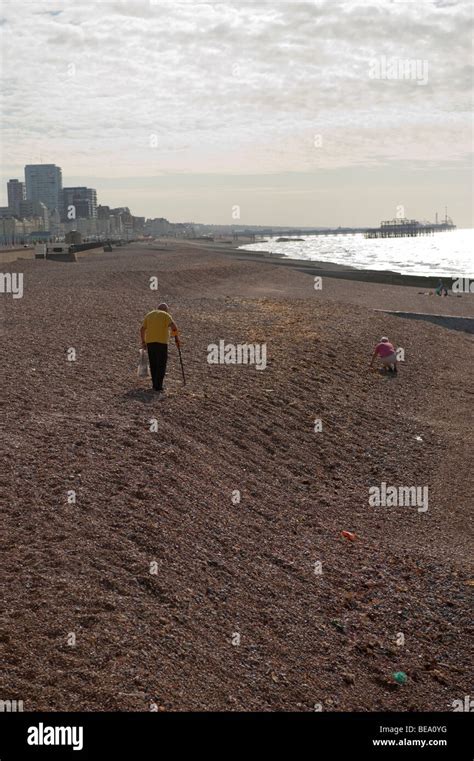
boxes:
[137,348,151,378]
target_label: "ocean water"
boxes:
[239,228,474,278]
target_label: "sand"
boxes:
[1,241,473,711]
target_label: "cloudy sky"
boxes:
[1,0,472,226]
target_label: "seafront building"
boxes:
[25,164,63,213]
[62,186,98,221]
[2,162,167,244]
[7,179,26,215]
[145,217,171,236]
[0,213,50,245]
[19,200,49,227]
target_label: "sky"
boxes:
[0,0,472,227]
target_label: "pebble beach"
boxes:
[2,240,473,711]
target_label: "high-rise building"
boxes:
[7,179,26,215]
[62,187,97,221]
[25,164,62,212]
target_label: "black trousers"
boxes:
[147,342,168,390]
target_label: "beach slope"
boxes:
[1,242,472,711]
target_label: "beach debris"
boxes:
[341,530,357,541]
[392,671,408,685]
[415,435,423,442]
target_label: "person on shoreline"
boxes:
[435,279,448,297]
[140,303,178,393]
[369,336,398,374]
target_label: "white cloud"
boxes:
[0,0,472,222]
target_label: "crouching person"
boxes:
[370,336,398,374]
[140,303,178,392]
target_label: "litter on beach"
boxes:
[341,531,357,541]
[392,671,408,685]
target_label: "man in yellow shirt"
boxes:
[140,303,178,392]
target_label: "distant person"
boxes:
[140,303,178,392]
[435,279,448,296]
[370,336,398,374]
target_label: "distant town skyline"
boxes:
[3,162,468,229]
[1,1,472,228]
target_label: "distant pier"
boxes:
[365,218,456,239]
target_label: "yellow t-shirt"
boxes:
[142,310,172,344]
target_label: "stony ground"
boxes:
[1,242,473,711]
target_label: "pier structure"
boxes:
[365,217,456,239]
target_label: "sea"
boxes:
[239,228,474,279]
